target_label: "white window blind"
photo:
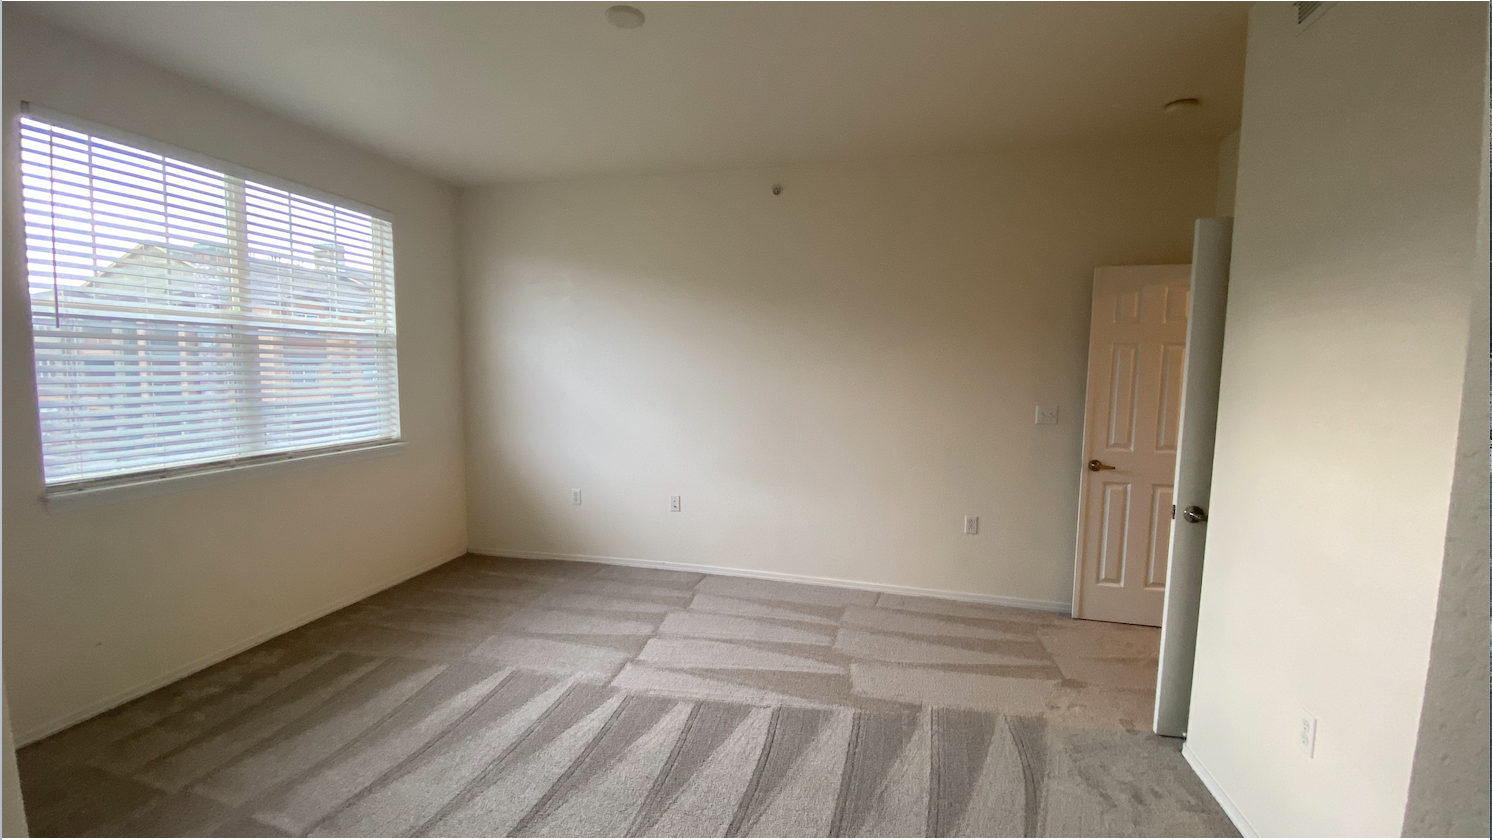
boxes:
[18,106,400,490]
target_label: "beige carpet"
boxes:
[16,554,1237,837]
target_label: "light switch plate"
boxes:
[1035,405,1059,425]
[1298,711,1318,758]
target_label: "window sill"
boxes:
[42,440,406,514]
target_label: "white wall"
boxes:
[1214,130,1239,217]
[1401,45,1492,835]
[461,143,1218,606]
[2,13,468,742]
[1401,255,1491,838]
[1185,4,1489,836]
[2,691,27,837]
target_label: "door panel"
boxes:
[1097,482,1130,585]
[1145,485,1174,589]
[1105,345,1139,449]
[1156,344,1186,452]
[1072,265,1190,626]
[1164,287,1190,323]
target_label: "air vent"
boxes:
[1294,1,1331,30]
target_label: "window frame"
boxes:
[16,102,405,510]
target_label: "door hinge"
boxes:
[1171,504,1176,520]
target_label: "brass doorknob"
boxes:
[1087,459,1116,471]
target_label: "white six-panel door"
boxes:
[1072,265,1191,626]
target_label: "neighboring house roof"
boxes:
[30,240,376,316]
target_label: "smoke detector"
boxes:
[606,5,645,29]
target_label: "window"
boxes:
[18,105,400,492]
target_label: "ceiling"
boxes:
[20,2,1249,186]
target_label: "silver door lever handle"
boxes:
[1087,460,1116,471]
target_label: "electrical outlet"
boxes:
[964,516,979,535]
[670,495,682,512]
[1298,711,1318,758]
[1034,405,1059,425]
[571,488,582,505]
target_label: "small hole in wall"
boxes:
[771,184,782,196]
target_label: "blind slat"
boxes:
[20,113,401,486]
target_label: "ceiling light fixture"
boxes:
[606,5,645,29]
[1163,98,1202,114]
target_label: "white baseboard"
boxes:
[14,548,464,747]
[470,546,1072,614]
[1181,742,1258,838]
